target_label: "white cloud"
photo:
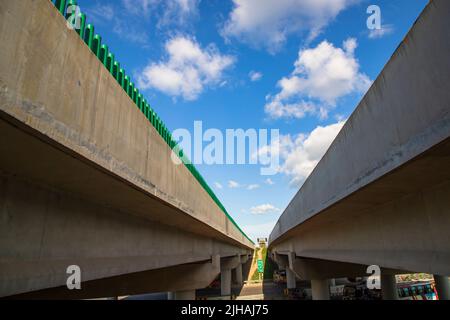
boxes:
[279,121,345,187]
[86,4,149,45]
[214,182,223,189]
[122,0,154,15]
[368,25,395,39]
[242,221,278,242]
[222,0,357,52]
[265,178,275,185]
[247,184,260,190]
[265,38,371,120]
[137,36,235,100]
[228,180,241,189]
[256,120,345,187]
[122,0,199,26]
[250,204,280,215]
[249,71,263,82]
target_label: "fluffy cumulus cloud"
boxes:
[257,121,345,187]
[249,71,263,82]
[250,204,280,215]
[265,38,371,120]
[247,184,260,190]
[280,121,345,186]
[228,180,241,189]
[137,36,235,100]
[122,0,199,26]
[222,0,357,52]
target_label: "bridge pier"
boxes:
[286,268,296,289]
[381,274,399,300]
[434,275,450,300]
[311,279,330,300]
[220,256,241,298]
[221,269,232,297]
[234,263,243,286]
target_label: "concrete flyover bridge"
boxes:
[269,0,450,300]
[0,0,253,299]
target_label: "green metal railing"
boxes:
[50,0,253,244]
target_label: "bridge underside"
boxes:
[0,113,251,298]
[271,136,450,277]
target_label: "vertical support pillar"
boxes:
[221,269,232,296]
[381,274,399,300]
[311,279,330,300]
[234,263,243,286]
[286,268,296,289]
[434,275,450,300]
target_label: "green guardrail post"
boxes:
[141,98,146,116]
[128,82,134,99]
[107,53,115,74]
[137,93,142,111]
[92,34,102,57]
[54,0,67,15]
[118,68,125,88]
[145,102,150,120]
[123,75,129,93]
[133,88,138,104]
[83,24,94,48]
[150,111,155,127]
[113,61,120,80]
[99,44,109,66]
[76,12,86,39]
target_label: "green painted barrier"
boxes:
[83,24,94,49]
[76,13,86,39]
[123,75,129,92]
[133,88,138,104]
[92,34,101,57]
[99,44,108,66]
[113,62,120,80]
[54,0,67,15]
[106,53,114,73]
[128,82,134,99]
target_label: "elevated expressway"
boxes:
[0,0,253,299]
[269,0,450,300]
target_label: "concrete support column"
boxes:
[169,290,196,300]
[434,275,450,300]
[381,274,399,300]
[329,279,336,287]
[286,268,296,289]
[234,264,243,286]
[221,269,232,296]
[311,279,330,300]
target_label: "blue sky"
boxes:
[75,0,427,242]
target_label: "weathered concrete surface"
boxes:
[0,0,252,297]
[270,0,450,276]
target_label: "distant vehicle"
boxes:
[397,281,437,300]
[273,270,286,284]
[330,280,381,300]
